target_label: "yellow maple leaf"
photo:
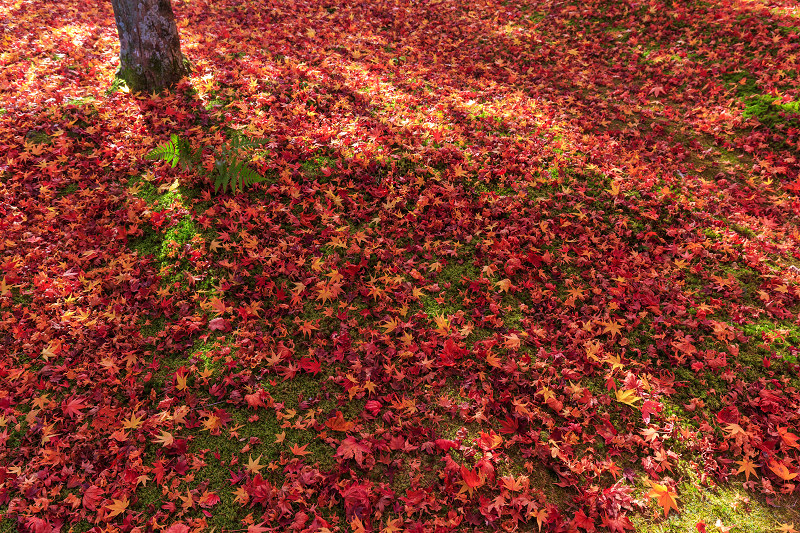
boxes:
[122,413,144,430]
[106,496,129,518]
[0,277,11,297]
[432,313,450,334]
[604,354,625,372]
[615,389,641,406]
[496,278,513,293]
[381,317,399,334]
[175,372,188,392]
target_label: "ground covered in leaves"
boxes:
[2,0,800,531]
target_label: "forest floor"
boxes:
[1,0,800,531]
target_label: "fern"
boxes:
[213,159,266,194]
[145,134,200,170]
[145,133,268,194]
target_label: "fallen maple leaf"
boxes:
[175,372,188,391]
[165,523,190,533]
[62,396,86,418]
[122,413,144,430]
[336,436,370,467]
[290,443,310,456]
[459,465,484,496]
[325,411,355,432]
[208,317,229,331]
[247,522,269,533]
[246,454,266,474]
[646,480,678,517]
[496,278,513,293]
[153,431,174,447]
[734,457,759,481]
[383,517,404,533]
[768,459,798,481]
[500,475,527,492]
[615,389,641,406]
[82,485,103,511]
[715,519,732,533]
[105,496,129,518]
[778,427,800,449]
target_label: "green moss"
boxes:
[632,477,799,532]
[107,75,128,95]
[25,130,51,145]
[56,182,79,198]
[65,520,94,533]
[139,316,167,340]
[741,320,800,364]
[65,96,97,107]
[721,71,759,97]
[742,94,800,130]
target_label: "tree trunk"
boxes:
[110,0,188,93]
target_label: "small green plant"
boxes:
[146,133,269,194]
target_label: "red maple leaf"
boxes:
[82,485,103,511]
[62,397,87,418]
[336,436,371,467]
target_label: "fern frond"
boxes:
[228,133,269,154]
[145,134,200,170]
[213,159,265,194]
[145,134,182,167]
[148,133,269,194]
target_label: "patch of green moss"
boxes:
[25,130,51,145]
[632,474,799,532]
[65,520,94,533]
[301,154,338,182]
[65,96,97,107]
[56,182,79,198]
[743,94,800,130]
[741,320,800,364]
[721,71,759,97]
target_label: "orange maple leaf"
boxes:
[153,431,174,447]
[778,427,800,449]
[646,481,678,517]
[768,459,798,481]
[500,475,527,492]
[324,411,355,432]
[734,457,759,481]
[290,443,310,456]
[106,496,129,518]
[601,320,623,338]
[495,278,513,293]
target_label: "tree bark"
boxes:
[110,0,188,93]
